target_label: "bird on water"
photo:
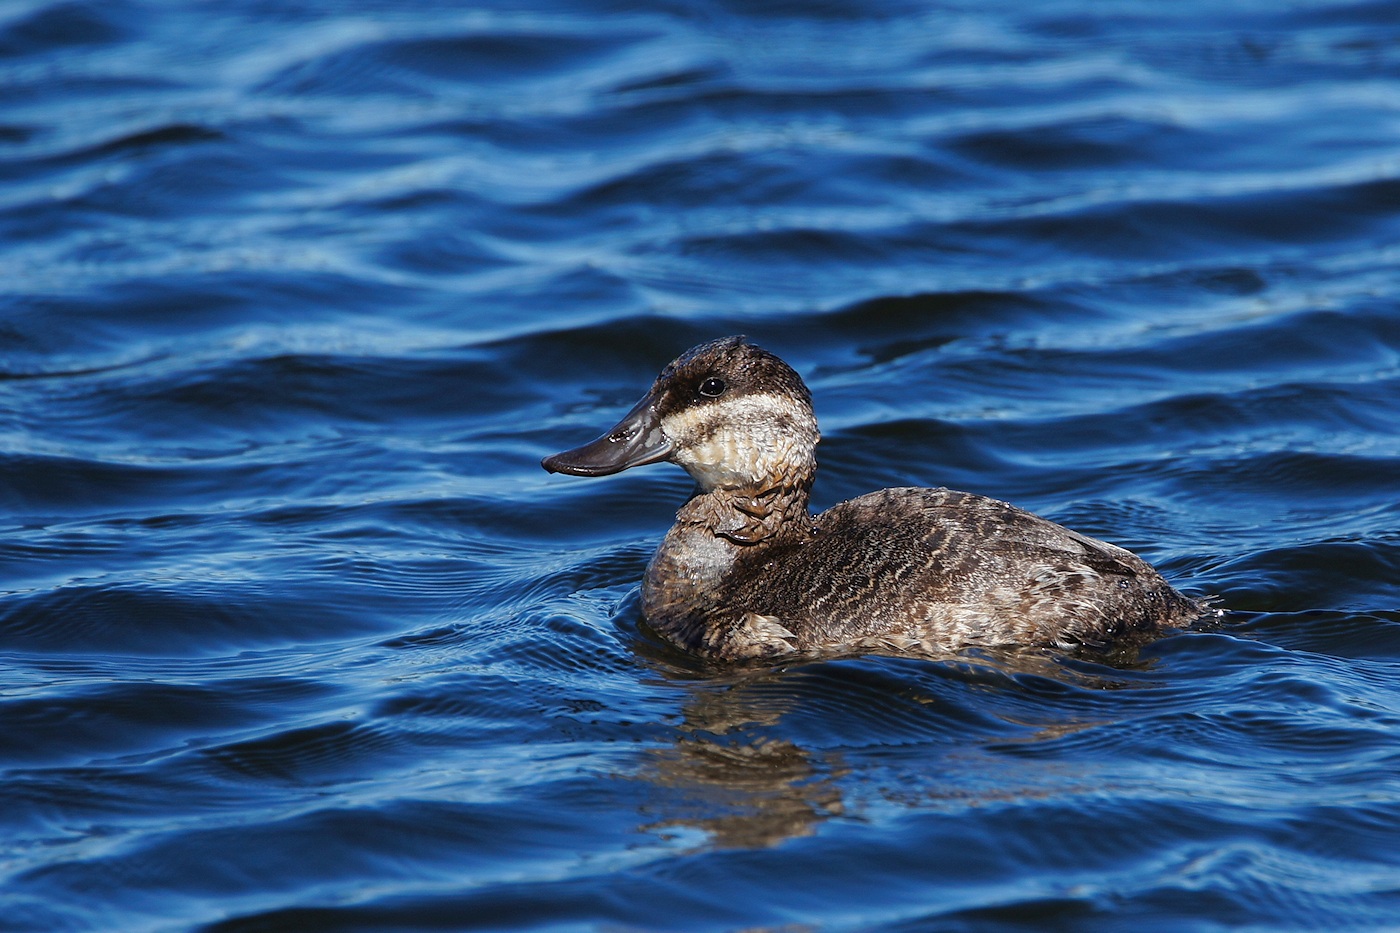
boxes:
[542,336,1209,662]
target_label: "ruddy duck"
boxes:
[542,336,1208,661]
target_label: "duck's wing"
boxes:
[806,487,1200,647]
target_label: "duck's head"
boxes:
[542,336,819,493]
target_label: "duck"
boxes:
[542,335,1209,662]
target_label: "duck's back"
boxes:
[726,486,1203,654]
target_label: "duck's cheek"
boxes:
[673,433,754,489]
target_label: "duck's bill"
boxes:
[541,394,672,477]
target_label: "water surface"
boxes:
[2,0,1400,930]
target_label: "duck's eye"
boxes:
[698,376,727,398]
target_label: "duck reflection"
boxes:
[622,625,836,850]
[638,731,845,851]
[630,638,1159,851]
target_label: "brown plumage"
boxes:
[543,336,1209,662]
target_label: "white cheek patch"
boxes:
[661,393,816,490]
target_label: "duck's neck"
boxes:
[641,468,816,655]
[675,474,816,545]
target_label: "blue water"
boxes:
[3,0,1400,929]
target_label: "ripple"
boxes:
[253,21,656,109]
[198,719,408,785]
[0,0,132,57]
[0,580,391,655]
[3,0,1400,930]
